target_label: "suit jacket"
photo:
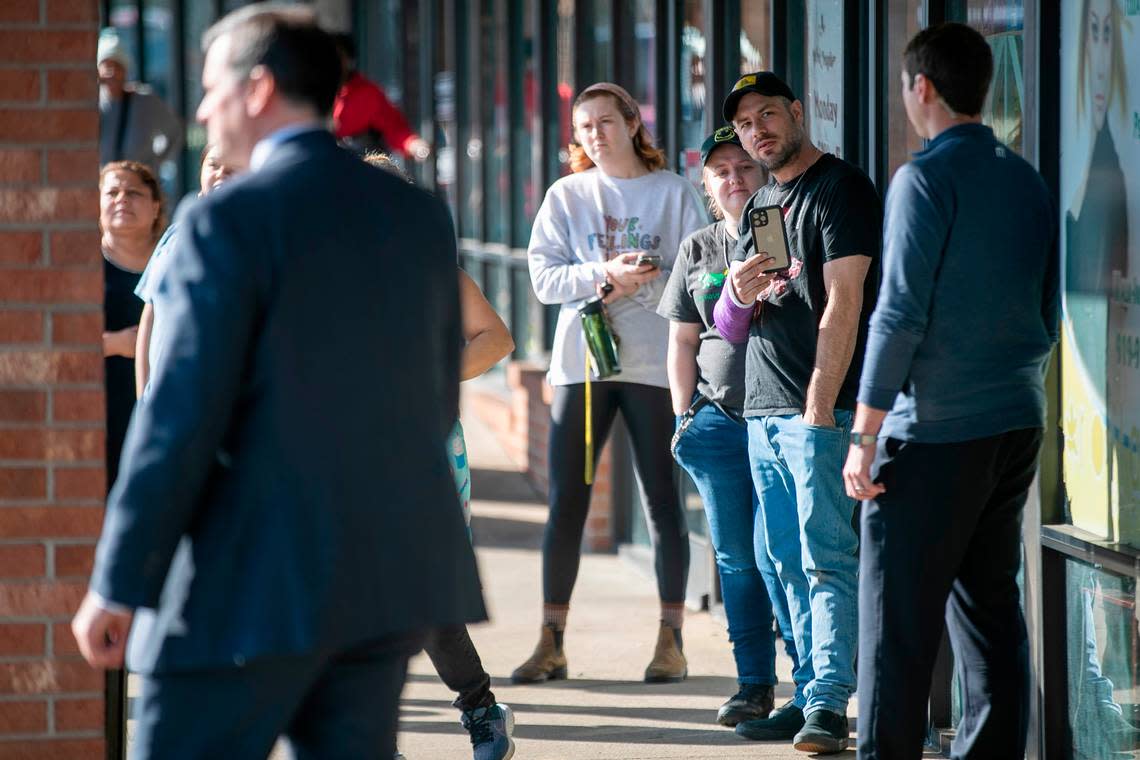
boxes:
[91,129,486,674]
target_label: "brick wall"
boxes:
[468,362,615,552]
[0,0,106,755]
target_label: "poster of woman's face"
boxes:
[1060,0,1139,542]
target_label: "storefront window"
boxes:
[482,0,509,245]
[1065,558,1140,755]
[556,0,574,176]
[511,2,538,247]
[182,1,212,193]
[680,1,706,179]
[1059,0,1139,545]
[587,1,613,86]
[108,1,140,81]
[740,0,772,74]
[435,3,457,217]
[461,4,483,240]
[885,0,926,181]
[947,0,1025,153]
[803,0,845,158]
[628,0,657,138]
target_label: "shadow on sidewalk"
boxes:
[470,467,544,505]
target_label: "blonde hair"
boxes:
[1077,0,1129,121]
[362,150,412,182]
[569,91,667,173]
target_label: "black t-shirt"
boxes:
[731,153,882,416]
[103,255,145,488]
[658,221,747,412]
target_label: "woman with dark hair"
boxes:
[515,82,706,684]
[99,160,165,487]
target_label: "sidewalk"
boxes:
[395,398,855,759]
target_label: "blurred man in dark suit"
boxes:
[73,5,485,758]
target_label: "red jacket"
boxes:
[333,72,417,156]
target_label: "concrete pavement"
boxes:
[394,399,857,759]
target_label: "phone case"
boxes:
[748,205,792,273]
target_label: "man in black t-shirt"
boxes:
[712,72,881,755]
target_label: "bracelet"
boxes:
[849,431,878,447]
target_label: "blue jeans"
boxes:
[673,400,799,689]
[747,411,858,716]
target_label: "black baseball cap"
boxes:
[722,71,797,122]
[699,126,743,165]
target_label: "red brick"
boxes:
[53,696,101,731]
[0,391,46,422]
[51,622,80,657]
[0,581,87,617]
[0,0,39,23]
[0,189,98,223]
[0,429,102,461]
[0,699,47,733]
[54,468,104,502]
[0,623,46,657]
[0,69,40,102]
[0,508,103,539]
[0,469,46,500]
[51,389,102,423]
[0,544,45,578]
[46,0,100,24]
[0,659,101,694]
[0,350,101,384]
[0,149,40,184]
[0,110,97,143]
[0,32,96,65]
[50,310,101,344]
[0,739,105,758]
[48,230,100,267]
[46,69,95,103]
[53,543,95,577]
[0,310,44,343]
[0,231,42,265]
[46,148,98,185]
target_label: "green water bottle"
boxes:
[578,295,621,379]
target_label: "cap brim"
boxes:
[722,89,746,123]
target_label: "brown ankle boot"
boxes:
[644,622,687,683]
[510,625,568,683]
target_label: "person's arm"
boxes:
[459,270,514,380]
[102,326,138,358]
[369,85,425,160]
[803,255,872,427]
[134,303,153,398]
[667,321,701,415]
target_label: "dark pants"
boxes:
[424,624,495,712]
[129,631,425,760]
[857,428,1041,760]
[544,382,689,605]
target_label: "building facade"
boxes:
[0,0,1127,756]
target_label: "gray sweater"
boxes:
[527,168,707,387]
[858,124,1059,443]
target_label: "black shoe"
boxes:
[717,683,775,727]
[735,699,805,741]
[792,709,849,754]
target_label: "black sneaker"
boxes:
[717,683,774,727]
[792,709,849,754]
[735,699,805,741]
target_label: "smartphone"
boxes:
[635,253,662,269]
[748,205,792,273]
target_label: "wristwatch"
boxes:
[849,431,877,447]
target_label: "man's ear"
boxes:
[913,73,936,105]
[790,99,805,126]
[245,64,275,118]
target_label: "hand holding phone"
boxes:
[748,205,791,273]
[635,253,662,269]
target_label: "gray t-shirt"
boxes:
[657,221,746,413]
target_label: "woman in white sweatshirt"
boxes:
[513,82,706,685]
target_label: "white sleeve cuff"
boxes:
[90,590,135,615]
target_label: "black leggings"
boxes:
[544,382,690,605]
[423,625,494,713]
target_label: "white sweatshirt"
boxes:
[527,167,707,387]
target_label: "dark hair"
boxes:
[202,3,343,118]
[331,32,356,62]
[902,23,993,116]
[99,160,167,239]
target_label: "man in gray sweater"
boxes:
[843,23,1057,760]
